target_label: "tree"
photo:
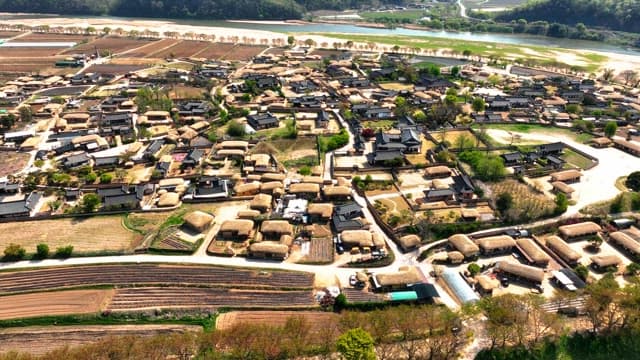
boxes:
[555,193,569,214]
[18,106,32,122]
[472,97,486,112]
[625,171,640,191]
[361,128,375,139]
[3,243,26,261]
[574,264,589,281]
[604,121,618,138]
[602,68,615,82]
[287,35,295,46]
[81,193,101,212]
[35,243,49,259]
[336,328,376,360]
[85,172,97,183]
[467,263,481,276]
[413,109,426,123]
[496,192,513,215]
[299,166,312,176]
[226,120,246,137]
[621,70,638,86]
[0,113,16,129]
[55,245,74,258]
[100,173,113,183]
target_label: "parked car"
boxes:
[336,244,345,255]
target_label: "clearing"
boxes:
[0,289,112,320]
[216,311,337,331]
[0,324,201,356]
[0,151,30,178]
[0,216,141,254]
[430,129,484,149]
[251,137,319,169]
[489,179,555,221]
[478,124,593,144]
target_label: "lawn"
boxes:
[430,129,484,149]
[562,148,595,169]
[361,120,395,131]
[472,123,594,143]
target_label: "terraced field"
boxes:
[109,287,313,311]
[0,264,315,295]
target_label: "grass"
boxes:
[472,123,594,143]
[359,10,426,22]
[361,119,395,130]
[562,148,594,169]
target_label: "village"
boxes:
[1,27,640,330]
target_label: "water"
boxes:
[1,13,637,56]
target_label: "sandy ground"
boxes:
[486,129,640,214]
[0,324,201,355]
[0,289,113,320]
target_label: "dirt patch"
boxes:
[0,289,112,320]
[216,311,337,331]
[82,63,150,74]
[430,129,484,149]
[0,48,64,57]
[63,36,158,55]
[0,216,140,254]
[0,324,201,355]
[150,40,209,58]
[0,151,30,178]
[223,45,268,61]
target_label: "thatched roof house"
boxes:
[551,181,575,196]
[545,235,581,265]
[424,166,451,179]
[609,231,640,256]
[302,176,325,184]
[235,182,261,196]
[340,230,375,248]
[373,266,423,291]
[323,186,352,199]
[237,209,261,220]
[495,261,545,284]
[398,234,421,251]
[372,233,385,248]
[516,238,550,266]
[182,211,214,233]
[219,219,254,239]
[590,254,622,269]
[218,140,249,151]
[250,193,273,212]
[260,181,284,194]
[261,220,294,237]
[248,241,289,260]
[550,169,582,183]
[558,221,601,241]
[447,251,464,264]
[261,173,286,182]
[448,234,480,259]
[157,192,180,207]
[476,275,500,293]
[307,203,333,220]
[476,235,516,254]
[289,183,320,197]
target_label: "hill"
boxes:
[0,0,404,20]
[496,0,640,34]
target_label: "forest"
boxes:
[0,0,403,20]
[496,0,640,34]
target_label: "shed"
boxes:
[424,166,451,179]
[447,251,464,264]
[340,230,374,248]
[373,266,423,291]
[448,234,480,259]
[182,211,214,233]
[550,169,582,183]
[237,209,261,220]
[551,181,575,198]
[476,275,500,294]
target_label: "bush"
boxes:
[100,173,113,183]
[626,172,640,192]
[496,192,513,214]
[3,243,26,261]
[55,245,74,258]
[467,263,481,276]
[35,243,50,259]
[299,166,312,176]
[226,120,246,137]
[85,172,97,183]
[574,264,589,281]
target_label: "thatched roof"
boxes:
[476,275,499,291]
[424,166,451,178]
[614,138,640,153]
[447,251,465,263]
[516,238,550,265]
[372,233,385,248]
[559,222,601,238]
[261,220,294,235]
[216,149,246,157]
[591,254,622,268]
[218,140,249,150]
[260,181,283,192]
[399,234,421,250]
[249,241,289,256]
[545,235,581,262]
[261,173,286,182]
[235,182,261,194]
[551,181,575,194]
[375,266,423,287]
[307,203,333,218]
[341,230,374,248]
[460,208,480,219]
[495,261,545,283]
[550,169,582,182]
[289,183,320,194]
[477,235,516,251]
[182,211,214,233]
[323,186,351,198]
[302,176,325,184]
[157,192,180,207]
[431,179,449,190]
[609,231,640,255]
[158,178,185,188]
[219,219,254,237]
[449,234,480,258]
[245,153,271,167]
[237,209,261,220]
[250,193,273,212]
[591,137,612,146]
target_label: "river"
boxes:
[1,12,638,56]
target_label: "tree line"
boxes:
[496,0,640,35]
[0,0,403,20]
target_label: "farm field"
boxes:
[0,47,64,57]
[120,38,180,58]
[216,311,338,331]
[0,289,112,320]
[223,45,268,61]
[490,179,555,221]
[342,288,385,303]
[82,63,150,74]
[151,40,209,58]
[108,287,314,311]
[0,216,140,254]
[63,37,158,55]
[0,264,315,294]
[17,33,93,42]
[300,236,334,264]
[0,31,22,38]
[0,151,30,178]
[194,43,237,59]
[0,324,201,356]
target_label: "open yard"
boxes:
[0,324,201,356]
[216,311,337,331]
[251,137,319,169]
[490,179,555,221]
[562,148,595,169]
[0,151,30,178]
[0,289,112,320]
[429,129,484,149]
[477,124,594,144]
[361,120,395,131]
[0,216,141,254]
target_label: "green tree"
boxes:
[413,109,426,123]
[3,243,26,261]
[467,263,481,276]
[574,264,589,281]
[472,97,486,112]
[35,243,49,259]
[496,192,513,215]
[85,172,97,183]
[555,192,569,214]
[135,86,173,112]
[18,106,32,122]
[604,121,618,138]
[625,172,640,192]
[81,193,101,212]
[55,245,74,258]
[299,166,312,176]
[226,120,246,137]
[336,328,376,360]
[287,35,295,46]
[100,173,113,183]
